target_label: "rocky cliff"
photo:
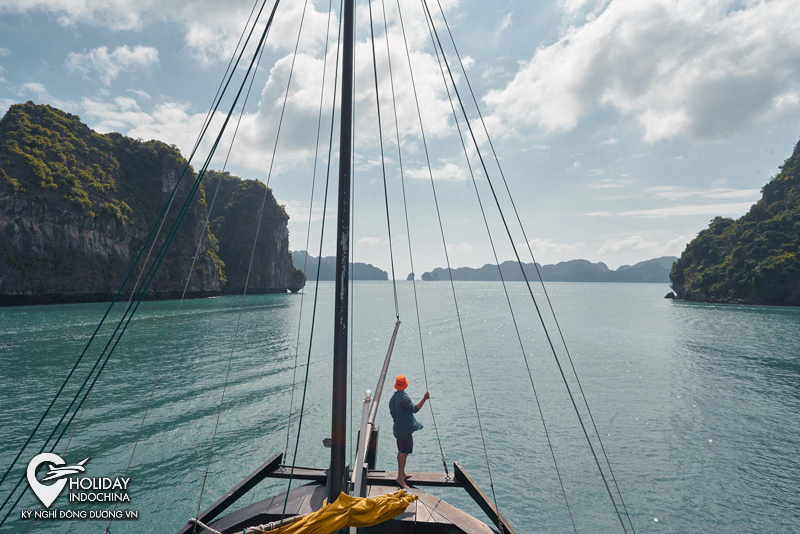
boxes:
[0,102,304,304]
[670,139,800,305]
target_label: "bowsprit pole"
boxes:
[328,0,354,503]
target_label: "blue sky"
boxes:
[1,0,798,274]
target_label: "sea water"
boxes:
[0,282,798,533]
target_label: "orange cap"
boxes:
[394,375,408,390]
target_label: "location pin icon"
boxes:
[27,453,68,509]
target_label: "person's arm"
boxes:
[415,392,430,411]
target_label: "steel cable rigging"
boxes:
[0,0,261,493]
[367,0,400,320]
[192,0,311,525]
[420,0,631,530]
[420,5,578,530]
[284,0,336,464]
[0,1,280,526]
[431,1,636,530]
[380,0,449,477]
[393,0,503,520]
[278,0,345,524]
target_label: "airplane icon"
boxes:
[40,457,89,482]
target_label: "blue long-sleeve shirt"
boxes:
[389,390,423,438]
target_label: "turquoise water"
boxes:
[1,282,799,533]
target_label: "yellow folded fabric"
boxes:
[260,489,418,533]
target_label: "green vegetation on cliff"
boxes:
[670,140,800,305]
[0,102,303,304]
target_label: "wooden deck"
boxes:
[177,453,508,534]
[268,465,463,488]
[198,481,497,534]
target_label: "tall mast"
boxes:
[329,0,354,502]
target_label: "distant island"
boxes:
[670,139,800,306]
[292,250,388,280]
[421,256,676,283]
[0,102,304,305]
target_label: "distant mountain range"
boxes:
[292,251,388,280]
[420,256,677,283]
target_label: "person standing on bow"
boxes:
[389,374,430,488]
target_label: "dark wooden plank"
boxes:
[267,465,462,488]
[207,483,324,534]
[268,466,463,488]
[454,462,515,534]
[177,452,283,534]
[267,466,327,482]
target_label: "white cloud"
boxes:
[598,235,654,255]
[407,160,470,182]
[598,233,688,259]
[579,211,610,217]
[127,88,151,100]
[588,178,631,189]
[494,12,512,41]
[358,236,389,246]
[518,238,584,255]
[484,0,800,142]
[646,186,760,201]
[66,45,159,85]
[20,82,48,96]
[600,137,617,146]
[664,235,688,255]
[0,48,10,57]
[446,243,473,255]
[619,202,754,218]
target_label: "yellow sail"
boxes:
[256,490,418,533]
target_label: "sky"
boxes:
[1,0,799,275]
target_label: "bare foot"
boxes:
[404,474,412,480]
[396,477,409,489]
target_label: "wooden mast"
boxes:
[329,0,355,502]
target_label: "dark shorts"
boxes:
[396,435,414,454]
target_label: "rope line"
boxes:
[432,1,635,530]
[193,0,306,523]
[105,11,267,534]
[279,0,344,524]
[0,2,256,491]
[0,3,276,524]
[284,0,335,462]
[383,0,448,477]
[367,0,399,318]
[394,0,501,516]
[428,28,577,529]
[420,2,629,531]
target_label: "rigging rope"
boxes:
[0,2,277,525]
[420,1,629,531]
[193,0,307,524]
[284,0,335,463]
[382,0,448,477]
[432,1,636,530]
[0,0,257,492]
[425,23,577,529]
[279,0,344,525]
[393,0,501,518]
[105,8,267,534]
[367,0,400,319]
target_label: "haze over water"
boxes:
[1,282,798,533]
